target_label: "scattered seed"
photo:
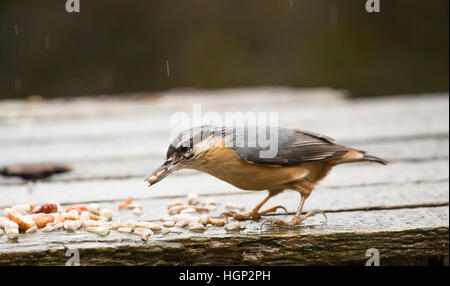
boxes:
[208,218,228,226]
[43,225,56,232]
[2,208,12,218]
[12,204,32,215]
[224,221,245,230]
[83,220,104,228]
[129,203,141,209]
[124,220,136,230]
[202,199,218,206]
[118,197,133,210]
[168,205,209,214]
[134,227,153,236]
[199,215,210,225]
[161,227,183,234]
[100,208,114,220]
[163,220,175,227]
[6,228,19,239]
[176,220,188,227]
[187,193,199,205]
[31,213,55,228]
[171,214,201,225]
[167,201,182,209]
[111,221,123,229]
[89,213,102,221]
[3,220,19,230]
[25,225,38,234]
[188,222,205,231]
[64,220,82,231]
[88,203,100,215]
[225,202,246,211]
[135,221,161,230]
[65,210,80,220]
[132,207,143,216]
[30,203,58,214]
[8,211,35,231]
[47,222,64,230]
[65,205,89,215]
[87,226,109,236]
[180,207,196,214]
[118,227,133,233]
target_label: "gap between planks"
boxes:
[1,180,447,217]
[0,156,447,187]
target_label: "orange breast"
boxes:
[187,146,329,191]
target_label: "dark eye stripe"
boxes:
[166,145,176,159]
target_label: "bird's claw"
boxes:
[303,209,327,223]
[260,205,289,216]
[259,210,327,230]
[259,218,298,230]
[220,205,288,221]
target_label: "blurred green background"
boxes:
[0,0,448,99]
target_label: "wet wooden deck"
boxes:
[0,88,448,265]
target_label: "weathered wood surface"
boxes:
[1,207,448,266]
[0,88,448,265]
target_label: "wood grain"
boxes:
[0,90,448,265]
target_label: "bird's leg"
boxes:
[220,192,287,220]
[261,193,326,228]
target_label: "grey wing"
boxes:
[230,127,350,166]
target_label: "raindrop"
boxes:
[44,37,50,50]
[14,24,18,36]
[328,4,339,26]
[166,60,170,77]
[14,77,22,94]
[102,72,113,90]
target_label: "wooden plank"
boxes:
[0,160,449,206]
[0,206,447,265]
[0,129,447,167]
[0,93,447,144]
[0,136,447,185]
[0,92,448,266]
[0,160,448,206]
[50,180,450,223]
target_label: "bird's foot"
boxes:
[260,210,327,229]
[220,205,288,221]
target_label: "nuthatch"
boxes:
[147,126,387,227]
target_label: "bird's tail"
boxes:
[362,153,388,165]
[332,149,388,165]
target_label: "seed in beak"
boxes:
[147,176,158,184]
[156,169,167,177]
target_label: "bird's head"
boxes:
[146,126,224,186]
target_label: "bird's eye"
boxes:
[177,146,189,155]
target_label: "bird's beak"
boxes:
[145,157,183,187]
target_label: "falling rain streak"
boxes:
[14,78,22,94]
[44,37,50,50]
[166,60,170,77]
